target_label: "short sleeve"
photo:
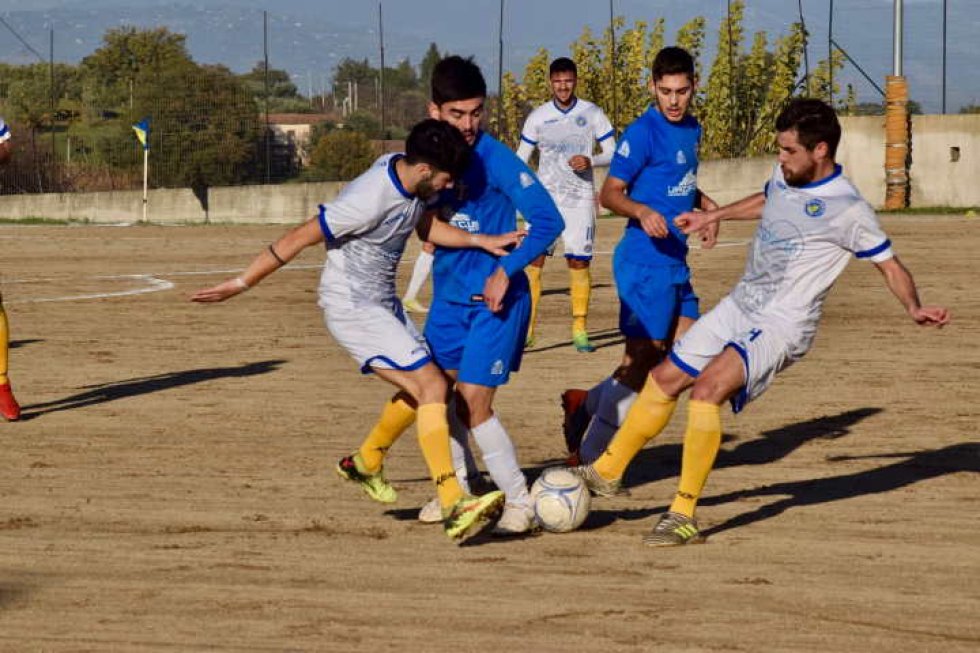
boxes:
[608,121,649,185]
[318,175,389,242]
[593,109,614,144]
[519,112,539,147]
[846,203,893,262]
[0,118,10,143]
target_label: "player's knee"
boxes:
[689,376,729,404]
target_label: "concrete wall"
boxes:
[1,114,977,224]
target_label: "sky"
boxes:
[1,0,976,112]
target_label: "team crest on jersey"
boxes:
[676,150,687,165]
[519,172,536,189]
[617,140,631,158]
[575,115,588,127]
[804,198,826,218]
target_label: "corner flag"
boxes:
[132,118,150,151]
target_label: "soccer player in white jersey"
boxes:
[571,99,950,546]
[0,116,21,421]
[192,119,525,543]
[516,57,615,352]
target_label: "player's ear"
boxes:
[813,141,829,162]
[427,102,441,120]
[647,78,656,96]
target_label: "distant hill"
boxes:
[1,0,976,112]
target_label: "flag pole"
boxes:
[141,146,148,223]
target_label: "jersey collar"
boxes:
[552,97,578,114]
[386,154,415,199]
[798,164,843,189]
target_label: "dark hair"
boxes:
[549,57,577,77]
[651,46,695,81]
[775,98,841,158]
[431,55,486,105]
[404,118,471,179]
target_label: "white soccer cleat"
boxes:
[491,502,537,536]
[417,497,443,524]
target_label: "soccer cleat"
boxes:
[572,331,596,353]
[335,453,397,504]
[568,463,628,498]
[417,496,443,524]
[561,388,590,456]
[642,511,705,547]
[491,502,538,536]
[402,298,428,314]
[0,383,21,421]
[443,491,505,542]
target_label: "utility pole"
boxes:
[379,3,386,138]
[884,0,909,210]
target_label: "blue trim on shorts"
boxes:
[669,351,701,378]
[725,341,750,414]
[318,204,334,242]
[360,354,432,375]
[855,239,891,259]
[564,253,593,261]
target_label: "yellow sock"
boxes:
[526,265,542,340]
[358,397,416,472]
[0,304,9,385]
[569,267,591,335]
[669,400,722,517]
[593,377,677,481]
[416,403,464,509]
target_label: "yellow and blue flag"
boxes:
[132,118,150,151]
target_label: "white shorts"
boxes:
[669,296,809,412]
[323,297,431,374]
[528,203,596,260]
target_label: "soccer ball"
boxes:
[530,467,591,533]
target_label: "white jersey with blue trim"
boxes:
[316,153,425,309]
[0,117,10,143]
[519,98,614,207]
[731,164,893,335]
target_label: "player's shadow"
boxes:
[0,584,30,611]
[9,338,43,350]
[698,442,979,537]
[582,406,883,528]
[18,359,286,419]
[526,327,623,354]
[540,282,612,298]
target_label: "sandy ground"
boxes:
[0,214,976,652]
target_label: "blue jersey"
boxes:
[609,106,701,266]
[432,131,564,304]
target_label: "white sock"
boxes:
[471,416,530,508]
[447,397,480,494]
[579,379,638,463]
[403,249,433,301]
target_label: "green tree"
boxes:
[309,130,375,181]
[419,43,441,93]
[240,62,300,100]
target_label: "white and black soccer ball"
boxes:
[530,467,591,533]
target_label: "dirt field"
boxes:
[0,214,976,652]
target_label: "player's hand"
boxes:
[636,206,668,238]
[191,278,247,303]
[481,265,511,313]
[675,210,713,235]
[699,219,720,249]
[476,230,526,256]
[910,305,950,328]
[567,155,591,172]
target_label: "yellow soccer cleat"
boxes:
[442,491,505,542]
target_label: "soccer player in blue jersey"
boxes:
[0,116,21,421]
[192,120,523,542]
[572,98,949,546]
[419,55,565,534]
[562,47,718,464]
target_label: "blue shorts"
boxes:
[614,246,699,341]
[424,292,530,387]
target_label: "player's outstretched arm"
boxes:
[421,216,524,256]
[675,191,765,236]
[190,217,324,303]
[874,256,951,328]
